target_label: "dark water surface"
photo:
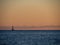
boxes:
[0,30,60,45]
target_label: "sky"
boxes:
[0,0,60,30]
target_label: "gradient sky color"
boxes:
[0,0,60,30]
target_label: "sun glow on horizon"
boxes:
[0,0,60,30]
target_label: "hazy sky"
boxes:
[0,0,60,29]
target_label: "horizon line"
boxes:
[0,25,60,28]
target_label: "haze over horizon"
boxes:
[0,0,60,30]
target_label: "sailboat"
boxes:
[12,26,14,31]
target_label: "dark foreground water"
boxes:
[0,30,60,45]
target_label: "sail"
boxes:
[12,26,14,31]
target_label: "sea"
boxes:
[0,30,60,45]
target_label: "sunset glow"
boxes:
[0,0,60,30]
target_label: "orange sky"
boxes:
[0,0,60,30]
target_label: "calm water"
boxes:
[0,30,60,45]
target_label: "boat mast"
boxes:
[12,26,14,31]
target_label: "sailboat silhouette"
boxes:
[12,26,14,31]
